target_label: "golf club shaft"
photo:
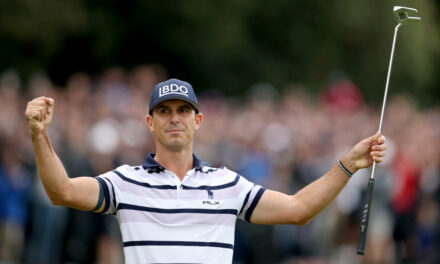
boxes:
[357,23,401,256]
[377,23,401,136]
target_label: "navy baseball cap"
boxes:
[149,78,199,115]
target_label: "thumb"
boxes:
[44,97,54,106]
[364,131,381,145]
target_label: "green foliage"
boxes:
[0,0,438,104]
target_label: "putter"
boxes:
[356,6,421,256]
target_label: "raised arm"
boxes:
[250,132,386,225]
[25,96,103,212]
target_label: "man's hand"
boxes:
[25,96,54,136]
[251,132,387,226]
[342,132,387,174]
[25,96,102,211]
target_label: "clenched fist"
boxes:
[342,132,387,174]
[25,96,55,135]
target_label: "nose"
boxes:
[170,111,180,124]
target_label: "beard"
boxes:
[158,125,190,152]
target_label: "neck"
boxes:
[154,144,194,181]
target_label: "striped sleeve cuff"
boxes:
[237,185,266,222]
[95,177,114,214]
[244,187,265,222]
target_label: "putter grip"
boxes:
[357,178,375,255]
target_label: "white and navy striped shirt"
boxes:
[96,153,265,264]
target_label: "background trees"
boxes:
[0,0,438,105]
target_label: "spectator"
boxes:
[0,139,32,262]
[0,66,438,262]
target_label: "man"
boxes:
[25,78,386,263]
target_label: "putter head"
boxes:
[393,6,421,24]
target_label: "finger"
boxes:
[373,156,384,163]
[28,99,47,107]
[363,132,381,145]
[373,131,381,139]
[26,105,45,118]
[370,135,386,148]
[25,110,42,121]
[370,151,385,157]
[28,98,46,106]
[44,97,54,106]
[46,103,54,114]
[26,104,50,122]
[33,98,52,109]
[371,143,387,151]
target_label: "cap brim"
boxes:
[149,96,198,113]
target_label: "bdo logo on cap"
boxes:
[159,84,189,97]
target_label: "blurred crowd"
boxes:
[0,65,439,264]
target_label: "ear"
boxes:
[194,112,203,130]
[146,114,155,132]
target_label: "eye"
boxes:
[179,107,190,113]
[158,108,169,114]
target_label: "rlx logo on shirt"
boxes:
[207,188,214,200]
[202,188,220,205]
[203,200,220,205]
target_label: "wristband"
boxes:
[338,160,353,177]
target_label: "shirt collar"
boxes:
[141,153,209,170]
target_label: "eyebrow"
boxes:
[156,105,169,110]
[179,105,192,109]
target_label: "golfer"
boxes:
[25,78,386,264]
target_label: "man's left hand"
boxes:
[341,132,387,174]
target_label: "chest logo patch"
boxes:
[203,188,221,206]
[207,188,214,200]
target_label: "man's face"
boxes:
[146,100,203,152]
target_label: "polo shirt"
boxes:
[96,153,265,264]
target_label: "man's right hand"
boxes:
[25,96,102,211]
[25,96,54,135]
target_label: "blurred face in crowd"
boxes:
[146,100,203,152]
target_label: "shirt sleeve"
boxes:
[95,170,118,215]
[236,175,266,222]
